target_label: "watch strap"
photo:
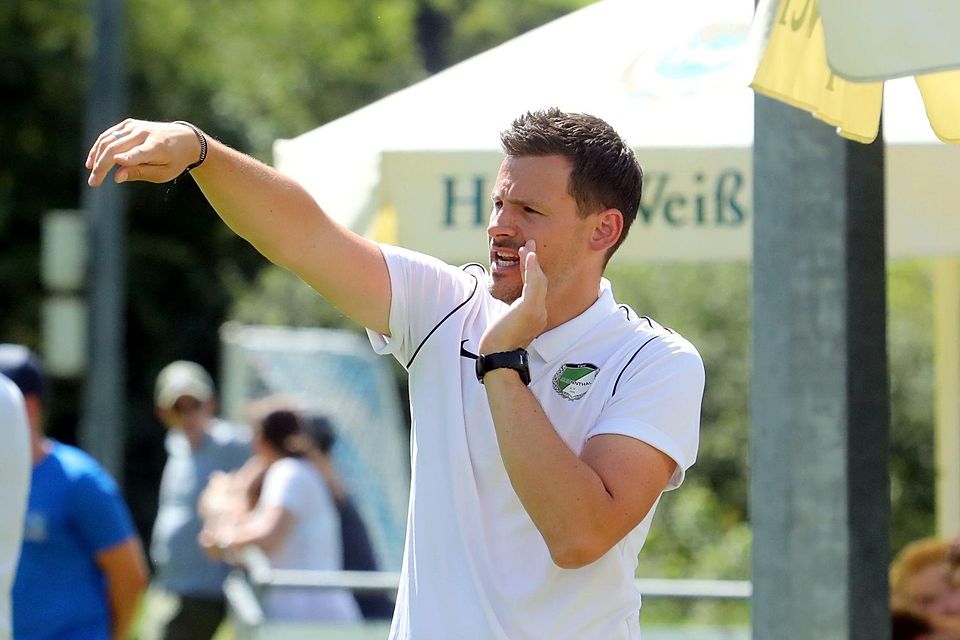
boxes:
[475,348,531,385]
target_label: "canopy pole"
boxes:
[80,0,127,481]
[934,257,960,537]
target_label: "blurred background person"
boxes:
[301,413,395,620]
[891,537,960,638]
[949,529,960,585]
[0,344,148,640]
[892,608,953,640]
[149,360,250,640]
[201,407,361,623]
[0,373,30,640]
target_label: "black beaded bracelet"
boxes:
[173,120,208,172]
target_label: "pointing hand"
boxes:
[86,119,203,187]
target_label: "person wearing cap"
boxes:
[150,360,250,640]
[0,344,149,640]
[0,373,30,640]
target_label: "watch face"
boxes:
[516,350,531,385]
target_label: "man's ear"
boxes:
[589,209,624,254]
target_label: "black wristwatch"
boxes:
[475,348,531,385]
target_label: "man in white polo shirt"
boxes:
[86,108,705,639]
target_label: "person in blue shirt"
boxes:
[0,344,149,640]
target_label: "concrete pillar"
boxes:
[751,95,890,639]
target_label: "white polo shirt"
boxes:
[368,245,704,640]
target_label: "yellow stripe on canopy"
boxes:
[917,70,960,144]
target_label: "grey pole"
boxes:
[750,94,890,639]
[80,0,127,482]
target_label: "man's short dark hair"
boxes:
[499,108,643,261]
[0,344,46,399]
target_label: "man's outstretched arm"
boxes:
[86,119,391,335]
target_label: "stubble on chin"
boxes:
[489,276,521,304]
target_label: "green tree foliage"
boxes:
[611,260,934,625]
[231,264,359,331]
[414,0,594,72]
[119,0,430,535]
[117,0,428,407]
[887,260,935,551]
[128,0,425,156]
[0,1,92,444]
[0,0,88,349]
[608,261,752,626]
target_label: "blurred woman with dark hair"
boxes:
[301,413,395,620]
[200,408,360,623]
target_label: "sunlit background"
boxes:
[2,0,957,638]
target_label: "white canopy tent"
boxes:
[274,0,960,266]
[273,0,960,533]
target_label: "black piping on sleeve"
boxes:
[405,271,481,369]
[611,335,659,397]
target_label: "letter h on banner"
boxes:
[443,176,487,227]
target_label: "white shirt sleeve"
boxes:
[367,243,486,367]
[588,338,705,490]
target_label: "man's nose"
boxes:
[487,208,518,239]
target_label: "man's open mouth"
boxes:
[491,250,521,270]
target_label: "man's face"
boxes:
[159,394,214,432]
[487,155,595,303]
[908,561,960,618]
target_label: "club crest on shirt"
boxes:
[552,363,599,401]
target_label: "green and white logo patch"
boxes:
[552,363,599,401]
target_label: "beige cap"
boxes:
[154,360,214,409]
